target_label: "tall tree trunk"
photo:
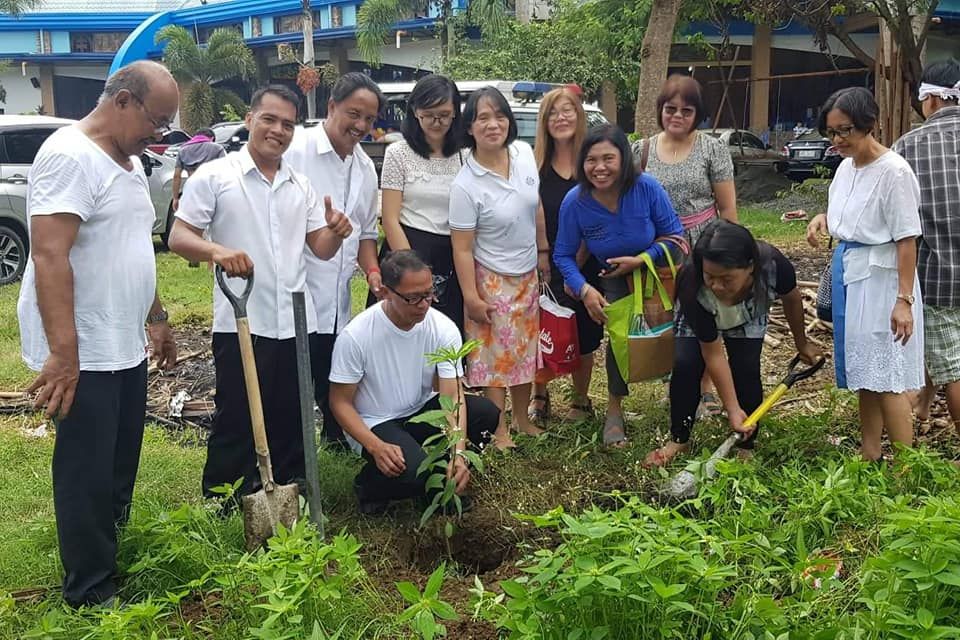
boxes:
[634,0,683,136]
[302,0,317,119]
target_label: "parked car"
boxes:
[0,115,183,285]
[146,128,190,155]
[703,128,781,161]
[0,115,73,285]
[777,132,842,181]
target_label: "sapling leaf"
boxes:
[431,599,459,621]
[424,562,446,599]
[410,411,448,425]
[396,581,422,605]
[439,394,455,413]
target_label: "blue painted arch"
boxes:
[109,11,174,75]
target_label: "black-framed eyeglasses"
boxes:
[416,112,454,126]
[128,91,172,135]
[825,125,856,140]
[386,284,438,305]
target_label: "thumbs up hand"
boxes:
[324,196,353,238]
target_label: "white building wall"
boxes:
[0,64,43,115]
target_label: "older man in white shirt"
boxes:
[169,85,352,499]
[285,72,384,447]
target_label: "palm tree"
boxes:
[155,25,256,130]
[357,0,508,67]
[1,0,40,15]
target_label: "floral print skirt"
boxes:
[464,263,539,388]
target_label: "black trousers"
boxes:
[355,394,499,502]
[670,337,764,448]
[367,224,465,335]
[203,333,313,498]
[310,333,346,445]
[53,360,147,607]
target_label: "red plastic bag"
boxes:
[537,286,581,380]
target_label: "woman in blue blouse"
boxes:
[554,124,683,447]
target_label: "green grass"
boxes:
[740,207,808,245]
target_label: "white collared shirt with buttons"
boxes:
[176,146,326,339]
[285,122,379,335]
[448,140,540,276]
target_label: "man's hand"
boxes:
[728,405,753,436]
[211,246,254,278]
[367,271,384,299]
[371,440,406,477]
[797,342,823,366]
[806,213,828,248]
[465,295,495,324]
[148,321,178,370]
[27,352,80,419]
[447,454,471,494]
[324,196,353,238]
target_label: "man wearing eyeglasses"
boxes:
[17,60,180,608]
[329,250,499,515]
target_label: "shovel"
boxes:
[215,266,299,551]
[662,354,825,501]
[292,290,324,538]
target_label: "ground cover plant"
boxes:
[2,215,959,638]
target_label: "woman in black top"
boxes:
[645,220,822,466]
[527,87,604,423]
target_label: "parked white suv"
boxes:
[0,115,182,285]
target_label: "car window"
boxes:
[585,111,608,128]
[214,125,242,143]
[0,127,59,165]
[515,112,538,146]
[163,130,189,145]
[740,132,765,149]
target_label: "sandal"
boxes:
[643,441,690,467]
[602,413,628,448]
[565,399,594,422]
[528,393,551,423]
[696,392,723,419]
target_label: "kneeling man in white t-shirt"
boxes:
[329,250,499,514]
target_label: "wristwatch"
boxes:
[147,309,169,324]
[896,293,915,306]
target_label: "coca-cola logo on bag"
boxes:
[539,329,554,355]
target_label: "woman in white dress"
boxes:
[806,87,924,461]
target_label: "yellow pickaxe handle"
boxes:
[742,383,789,429]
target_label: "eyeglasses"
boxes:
[386,284,438,305]
[825,125,856,140]
[128,91,172,135]
[547,107,577,122]
[416,112,454,126]
[662,104,696,119]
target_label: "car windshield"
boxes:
[213,124,242,143]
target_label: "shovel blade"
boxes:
[242,483,300,551]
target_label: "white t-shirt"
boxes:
[285,123,379,334]
[380,140,465,236]
[827,151,922,284]
[329,304,463,453]
[448,140,540,275]
[176,147,325,339]
[18,126,156,372]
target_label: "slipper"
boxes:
[642,441,690,468]
[528,393,551,423]
[602,413,628,448]
[696,392,723,419]
[781,209,808,222]
[565,399,594,422]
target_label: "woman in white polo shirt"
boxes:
[450,87,550,450]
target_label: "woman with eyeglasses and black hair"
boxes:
[370,74,466,332]
[450,87,550,450]
[806,87,924,463]
[633,74,739,420]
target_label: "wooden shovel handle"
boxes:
[236,317,275,490]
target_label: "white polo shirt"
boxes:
[285,123,379,334]
[329,304,463,453]
[448,140,540,276]
[176,147,325,339]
